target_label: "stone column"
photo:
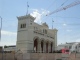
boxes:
[43,41,46,53]
[38,40,41,53]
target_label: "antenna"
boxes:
[26,2,29,15]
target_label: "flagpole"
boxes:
[27,2,29,15]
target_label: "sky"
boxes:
[0,0,80,46]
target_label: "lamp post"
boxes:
[0,16,2,41]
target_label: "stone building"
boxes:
[57,42,80,53]
[16,14,58,53]
[4,45,16,51]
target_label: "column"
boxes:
[38,40,41,53]
[43,41,46,53]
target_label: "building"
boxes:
[4,45,16,51]
[57,42,80,53]
[0,46,3,52]
[16,14,58,53]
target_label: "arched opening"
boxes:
[41,40,44,53]
[46,42,48,53]
[51,42,53,53]
[34,38,38,53]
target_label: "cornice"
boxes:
[17,14,36,20]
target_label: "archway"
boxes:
[41,40,44,53]
[34,38,38,53]
[46,42,48,53]
[51,42,53,53]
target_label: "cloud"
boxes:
[0,30,17,46]
[30,9,42,23]
[63,23,67,26]
[75,38,80,42]
[0,41,16,46]
[30,9,49,24]
[1,30,17,36]
[66,29,72,32]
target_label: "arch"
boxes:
[33,36,39,40]
[33,36,39,53]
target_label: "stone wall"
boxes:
[0,53,80,60]
[0,53,14,60]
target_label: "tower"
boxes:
[16,14,35,53]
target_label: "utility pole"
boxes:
[0,16,2,41]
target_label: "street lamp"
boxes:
[0,16,2,41]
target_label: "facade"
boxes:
[16,14,58,53]
[57,42,80,53]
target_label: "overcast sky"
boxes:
[0,0,80,46]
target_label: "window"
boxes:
[30,20,33,25]
[43,29,47,34]
[20,24,23,28]
[43,29,45,33]
[20,23,26,28]
[45,29,47,34]
[75,46,77,49]
[69,46,71,49]
[30,23,32,25]
[34,27,35,30]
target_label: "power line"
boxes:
[55,23,80,25]
[46,0,80,16]
[44,0,69,20]
[46,15,80,19]
[46,0,57,10]
[61,0,69,6]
